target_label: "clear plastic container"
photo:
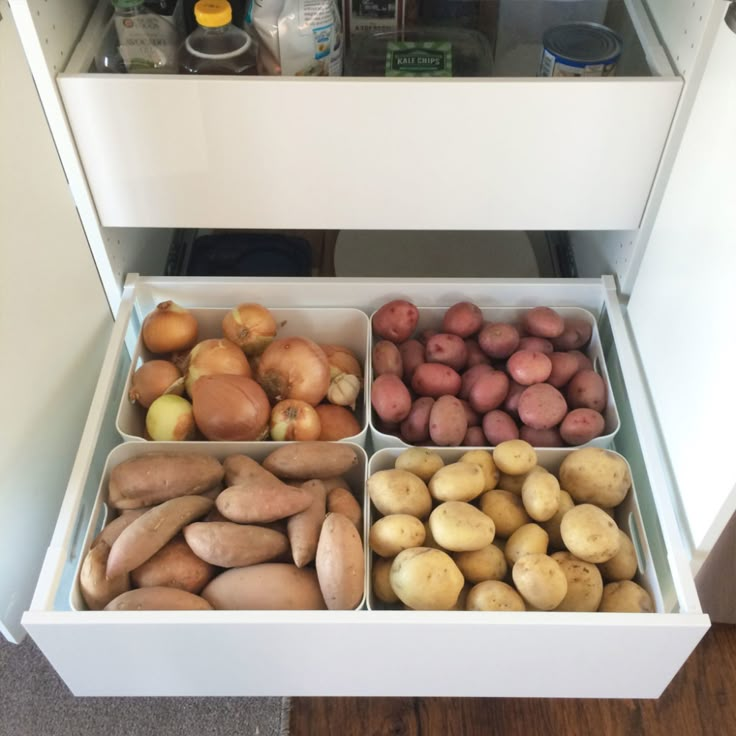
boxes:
[179,0,257,75]
[346,27,493,77]
[95,0,181,73]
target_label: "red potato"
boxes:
[442,301,484,338]
[459,399,481,427]
[373,300,419,343]
[517,383,568,430]
[523,307,565,338]
[400,397,435,444]
[503,379,526,418]
[425,333,468,372]
[560,408,605,445]
[372,340,403,377]
[552,318,593,351]
[419,328,439,345]
[478,322,520,359]
[567,370,607,413]
[518,337,554,354]
[464,339,491,367]
[569,350,594,373]
[459,363,494,400]
[547,352,580,388]
[469,371,510,414]
[482,410,520,446]
[398,339,425,383]
[429,395,468,447]
[507,350,553,386]
[463,426,488,446]
[520,425,565,447]
[371,374,412,423]
[411,363,462,398]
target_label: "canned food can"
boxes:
[539,22,623,77]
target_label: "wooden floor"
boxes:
[290,623,736,736]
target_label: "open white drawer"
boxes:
[47,0,685,231]
[22,275,709,698]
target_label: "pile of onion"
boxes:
[129,360,182,409]
[184,338,251,396]
[256,337,330,406]
[142,301,198,354]
[191,374,270,441]
[270,399,322,441]
[222,303,278,356]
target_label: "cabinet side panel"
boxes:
[628,22,736,556]
[0,0,111,642]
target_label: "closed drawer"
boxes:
[54,0,682,231]
[22,276,709,697]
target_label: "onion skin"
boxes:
[320,345,363,381]
[315,405,361,440]
[185,338,252,396]
[129,360,182,409]
[142,301,198,354]
[222,303,278,356]
[191,374,270,441]
[257,337,331,406]
[270,400,322,441]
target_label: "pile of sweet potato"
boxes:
[80,444,365,611]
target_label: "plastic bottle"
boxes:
[179,0,257,75]
[95,0,180,73]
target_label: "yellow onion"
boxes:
[185,338,252,396]
[141,301,198,354]
[327,373,361,410]
[145,394,195,441]
[269,399,322,441]
[256,337,330,406]
[191,374,270,441]
[320,344,363,381]
[314,404,361,440]
[129,360,182,409]
[222,303,278,356]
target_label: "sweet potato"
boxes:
[262,442,359,480]
[130,534,216,593]
[91,510,146,548]
[316,513,365,610]
[183,521,289,568]
[106,495,213,578]
[327,487,362,530]
[108,453,224,509]
[223,454,273,487]
[371,374,412,423]
[105,587,213,611]
[80,541,130,611]
[216,483,312,523]
[201,564,326,610]
[288,480,328,567]
[372,300,419,343]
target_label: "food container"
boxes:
[346,27,493,77]
[366,446,657,612]
[539,22,623,77]
[71,441,369,612]
[116,307,370,446]
[369,306,620,451]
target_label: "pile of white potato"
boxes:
[367,440,655,613]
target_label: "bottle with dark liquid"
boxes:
[179,0,257,74]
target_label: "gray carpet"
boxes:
[0,635,289,736]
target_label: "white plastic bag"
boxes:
[249,0,343,75]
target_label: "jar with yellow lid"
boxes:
[180,0,257,74]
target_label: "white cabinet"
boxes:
[5,0,736,699]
